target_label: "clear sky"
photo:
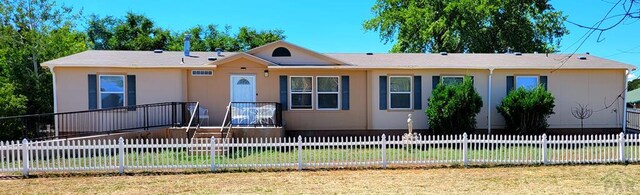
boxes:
[59,0,640,76]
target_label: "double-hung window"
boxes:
[290,76,313,109]
[516,76,539,90]
[316,76,340,110]
[441,76,464,85]
[389,76,412,109]
[99,75,125,108]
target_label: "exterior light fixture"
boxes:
[264,70,269,77]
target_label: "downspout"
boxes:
[51,66,59,138]
[488,68,494,134]
[623,69,631,133]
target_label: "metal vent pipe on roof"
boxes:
[215,48,222,56]
[184,34,191,57]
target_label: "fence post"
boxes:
[542,134,548,165]
[22,139,29,177]
[462,133,468,167]
[118,137,124,174]
[298,135,303,171]
[619,132,625,163]
[211,136,216,172]
[381,134,387,169]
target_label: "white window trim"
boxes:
[191,70,213,76]
[515,75,539,89]
[441,75,465,85]
[289,76,314,110]
[316,76,341,110]
[388,76,413,110]
[98,75,126,109]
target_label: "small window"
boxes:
[290,76,313,109]
[272,47,291,57]
[389,76,412,109]
[191,70,213,76]
[441,76,464,85]
[316,76,340,110]
[516,76,539,90]
[99,75,125,109]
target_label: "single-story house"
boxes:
[42,40,636,136]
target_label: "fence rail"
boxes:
[1,133,639,176]
[0,102,199,140]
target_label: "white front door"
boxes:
[230,75,256,102]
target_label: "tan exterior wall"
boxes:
[369,69,625,130]
[370,69,490,130]
[187,58,367,130]
[54,67,186,112]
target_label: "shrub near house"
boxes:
[497,85,555,135]
[426,76,482,134]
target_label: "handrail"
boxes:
[220,102,232,133]
[185,102,200,133]
[0,102,196,119]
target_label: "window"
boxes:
[191,70,213,76]
[99,75,125,109]
[316,76,340,109]
[389,76,412,109]
[441,76,464,85]
[290,76,313,109]
[516,76,539,90]
[272,47,291,57]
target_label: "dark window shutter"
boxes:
[506,76,515,95]
[279,75,288,110]
[88,74,97,110]
[379,76,387,110]
[413,76,422,110]
[540,76,548,90]
[127,75,137,111]
[341,76,350,110]
[432,76,440,90]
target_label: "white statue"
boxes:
[407,114,414,135]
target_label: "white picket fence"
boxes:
[1,133,640,176]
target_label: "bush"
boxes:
[497,85,555,135]
[426,76,482,134]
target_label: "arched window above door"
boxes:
[237,78,251,85]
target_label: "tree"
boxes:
[628,78,640,91]
[88,14,286,52]
[363,0,568,53]
[0,0,88,115]
[425,77,482,134]
[497,86,555,134]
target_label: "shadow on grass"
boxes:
[6,162,636,179]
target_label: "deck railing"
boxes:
[627,109,640,131]
[0,102,199,140]
[229,102,282,127]
[1,133,639,176]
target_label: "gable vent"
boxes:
[191,70,213,76]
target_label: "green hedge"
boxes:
[497,85,555,135]
[426,76,482,134]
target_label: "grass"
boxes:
[1,164,639,194]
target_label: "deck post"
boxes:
[118,137,124,174]
[541,134,548,165]
[211,136,216,172]
[297,135,303,171]
[381,134,387,169]
[22,139,29,177]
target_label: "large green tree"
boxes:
[0,0,87,115]
[89,14,286,52]
[363,0,568,53]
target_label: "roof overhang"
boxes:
[207,52,276,66]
